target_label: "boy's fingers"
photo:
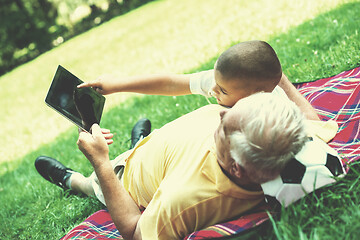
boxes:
[94,87,103,94]
[77,81,105,95]
[77,82,90,88]
[77,81,99,88]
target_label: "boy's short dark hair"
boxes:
[216,40,282,85]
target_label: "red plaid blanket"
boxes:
[296,67,360,166]
[61,66,360,240]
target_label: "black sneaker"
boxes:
[35,156,74,190]
[130,118,151,149]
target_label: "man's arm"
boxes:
[78,74,191,96]
[278,73,320,120]
[77,124,142,240]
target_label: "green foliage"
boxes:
[0,0,154,76]
[0,0,59,74]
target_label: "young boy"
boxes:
[78,40,320,120]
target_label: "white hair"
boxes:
[229,92,307,184]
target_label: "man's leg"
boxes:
[34,156,94,196]
[130,118,151,149]
[68,172,95,196]
[35,119,151,195]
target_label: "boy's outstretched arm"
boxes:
[78,74,191,96]
[279,74,320,121]
[77,124,142,240]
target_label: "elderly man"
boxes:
[35,92,307,240]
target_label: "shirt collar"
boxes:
[201,146,263,199]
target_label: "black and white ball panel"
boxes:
[261,136,345,207]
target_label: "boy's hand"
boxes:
[77,74,117,95]
[77,124,110,168]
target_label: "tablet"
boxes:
[45,65,105,132]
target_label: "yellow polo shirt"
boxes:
[122,104,264,239]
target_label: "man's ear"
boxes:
[230,161,242,179]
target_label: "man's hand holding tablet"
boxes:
[45,65,112,145]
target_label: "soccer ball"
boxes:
[260,136,346,207]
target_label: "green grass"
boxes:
[269,2,360,83]
[0,0,352,165]
[0,0,359,239]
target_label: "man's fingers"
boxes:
[78,130,90,139]
[101,128,111,134]
[90,124,103,137]
[78,127,85,134]
[103,133,114,139]
[101,128,114,143]
[77,131,92,146]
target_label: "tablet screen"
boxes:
[45,65,105,132]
